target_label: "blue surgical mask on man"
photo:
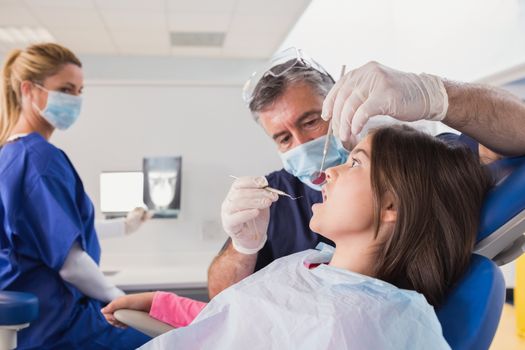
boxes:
[279,135,349,191]
[32,84,82,130]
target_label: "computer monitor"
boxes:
[100,171,144,218]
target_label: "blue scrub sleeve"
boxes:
[18,175,84,271]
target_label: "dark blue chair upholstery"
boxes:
[437,156,525,349]
[0,291,38,349]
[437,255,505,349]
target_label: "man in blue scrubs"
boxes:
[208,49,339,297]
[208,50,525,298]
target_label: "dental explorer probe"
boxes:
[229,175,302,200]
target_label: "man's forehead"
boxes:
[260,87,323,121]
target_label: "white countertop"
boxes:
[100,251,218,291]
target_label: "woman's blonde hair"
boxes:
[0,42,81,144]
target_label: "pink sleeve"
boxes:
[149,291,207,328]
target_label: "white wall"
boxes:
[48,55,282,260]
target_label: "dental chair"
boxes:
[0,291,38,350]
[436,155,525,349]
[114,155,525,349]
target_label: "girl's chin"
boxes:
[309,211,322,233]
[311,202,324,211]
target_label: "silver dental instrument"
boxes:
[229,175,302,200]
[310,65,347,186]
[262,186,303,201]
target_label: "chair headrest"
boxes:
[478,155,525,242]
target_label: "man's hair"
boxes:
[369,125,492,306]
[248,60,334,122]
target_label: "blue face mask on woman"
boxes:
[33,84,82,130]
[279,135,349,191]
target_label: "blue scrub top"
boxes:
[437,132,479,157]
[254,132,478,271]
[0,133,148,349]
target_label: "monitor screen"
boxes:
[100,171,144,217]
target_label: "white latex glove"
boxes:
[321,61,449,145]
[124,207,153,235]
[221,176,279,255]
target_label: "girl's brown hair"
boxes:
[370,125,492,306]
[0,43,81,144]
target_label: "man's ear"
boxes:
[381,191,397,223]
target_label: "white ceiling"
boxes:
[0,0,311,58]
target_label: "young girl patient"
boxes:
[102,125,491,349]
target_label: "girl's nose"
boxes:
[325,166,337,182]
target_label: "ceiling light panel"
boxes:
[0,27,55,44]
[170,32,225,47]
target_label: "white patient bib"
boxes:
[141,245,451,350]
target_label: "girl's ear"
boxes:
[381,191,397,224]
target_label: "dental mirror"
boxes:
[310,65,347,186]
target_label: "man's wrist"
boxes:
[231,236,267,255]
[419,73,448,121]
[440,79,477,130]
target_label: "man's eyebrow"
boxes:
[271,110,322,140]
[351,148,369,158]
[294,110,322,127]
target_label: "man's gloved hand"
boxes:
[321,61,449,145]
[221,176,279,255]
[124,207,153,235]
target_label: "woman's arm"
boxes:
[95,207,152,239]
[59,242,124,302]
[95,219,126,239]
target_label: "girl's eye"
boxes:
[351,158,360,168]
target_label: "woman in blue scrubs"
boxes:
[0,43,150,349]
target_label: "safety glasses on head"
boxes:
[242,47,333,104]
